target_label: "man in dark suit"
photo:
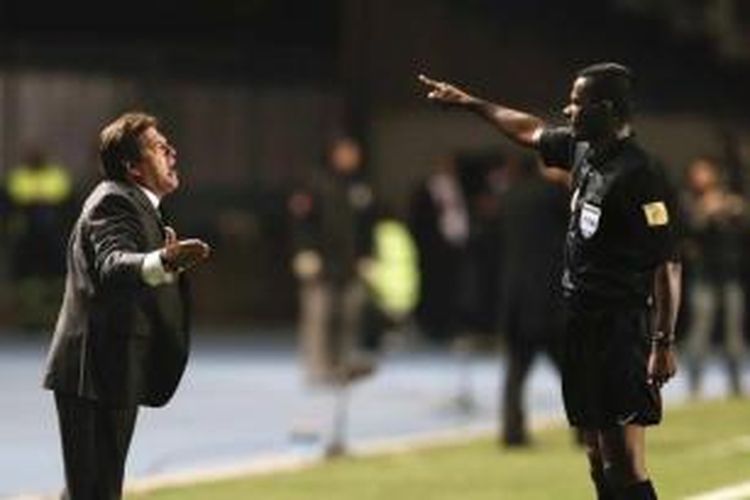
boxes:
[43,111,210,499]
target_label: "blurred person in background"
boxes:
[409,155,471,344]
[462,151,505,339]
[288,136,377,456]
[288,136,377,388]
[4,147,74,330]
[409,155,478,411]
[496,154,569,447]
[358,204,420,358]
[420,63,681,500]
[681,156,748,397]
[43,112,210,500]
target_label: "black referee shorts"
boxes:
[561,306,661,429]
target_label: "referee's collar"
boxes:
[588,128,634,167]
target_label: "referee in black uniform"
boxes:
[419,63,681,500]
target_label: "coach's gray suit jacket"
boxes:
[43,180,190,408]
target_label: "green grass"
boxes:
[131,399,750,500]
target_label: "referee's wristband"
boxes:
[651,331,675,348]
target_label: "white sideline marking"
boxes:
[126,453,321,493]
[685,481,750,500]
[5,415,560,499]
[123,422,503,494]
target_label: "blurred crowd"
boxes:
[2,136,749,449]
[282,134,750,451]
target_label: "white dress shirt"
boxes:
[138,185,176,287]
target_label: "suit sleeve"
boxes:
[86,194,149,287]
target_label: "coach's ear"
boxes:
[125,161,143,182]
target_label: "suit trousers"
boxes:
[54,392,138,500]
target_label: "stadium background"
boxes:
[1,1,750,498]
[0,0,748,326]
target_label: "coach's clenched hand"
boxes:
[160,226,211,273]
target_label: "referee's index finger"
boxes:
[418,74,440,87]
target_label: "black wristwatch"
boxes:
[651,331,675,348]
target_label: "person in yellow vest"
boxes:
[359,209,420,354]
[5,148,74,330]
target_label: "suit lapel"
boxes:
[120,181,164,228]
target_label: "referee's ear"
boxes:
[599,99,615,117]
[596,99,621,127]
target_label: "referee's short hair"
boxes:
[99,112,158,181]
[577,62,634,120]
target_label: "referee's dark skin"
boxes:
[419,65,681,500]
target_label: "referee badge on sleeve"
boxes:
[642,201,669,227]
[579,202,601,239]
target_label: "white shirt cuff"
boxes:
[141,250,176,287]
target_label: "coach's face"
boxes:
[131,127,179,197]
[564,77,611,141]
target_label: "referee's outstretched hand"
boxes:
[418,74,476,107]
[647,344,677,388]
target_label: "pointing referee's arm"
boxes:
[418,74,544,149]
[649,260,682,387]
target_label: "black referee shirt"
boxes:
[539,127,678,309]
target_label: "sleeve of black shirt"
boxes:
[538,127,576,171]
[622,162,681,267]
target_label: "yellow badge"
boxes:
[642,201,669,226]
